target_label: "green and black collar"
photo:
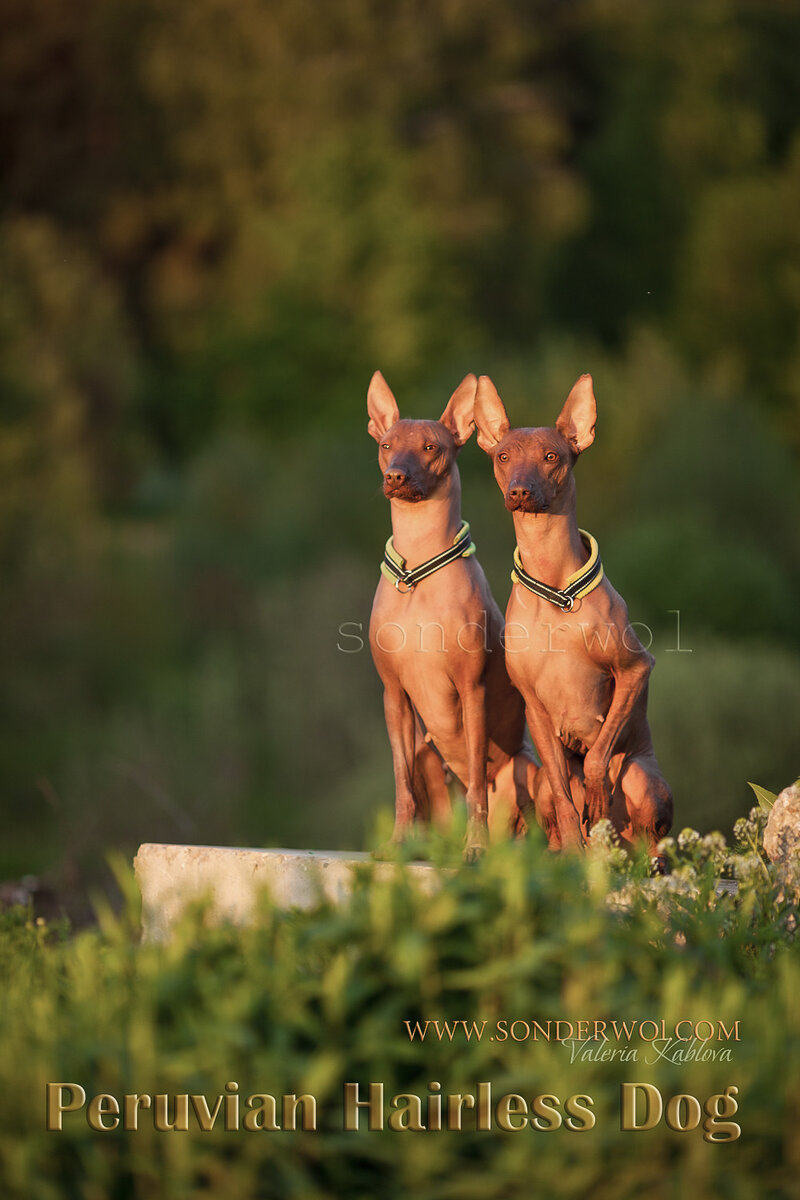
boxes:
[511,529,604,611]
[381,520,476,593]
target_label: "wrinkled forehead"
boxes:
[384,418,454,447]
[495,426,570,456]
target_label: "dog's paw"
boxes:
[583,779,611,832]
[463,822,489,863]
[650,853,669,877]
[463,842,486,864]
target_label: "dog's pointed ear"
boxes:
[367,371,400,441]
[474,376,511,452]
[439,374,477,447]
[556,374,596,456]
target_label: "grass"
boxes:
[1,811,799,1199]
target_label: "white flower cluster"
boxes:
[587,819,629,869]
[733,806,769,852]
[588,798,800,944]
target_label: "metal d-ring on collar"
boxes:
[511,529,604,611]
[380,520,476,593]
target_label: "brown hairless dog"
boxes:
[367,371,546,860]
[474,373,673,854]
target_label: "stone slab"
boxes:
[133,844,445,941]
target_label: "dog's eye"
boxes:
[424,443,437,452]
[498,452,509,463]
[381,442,390,450]
[544,451,558,463]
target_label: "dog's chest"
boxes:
[369,565,498,662]
[505,595,614,753]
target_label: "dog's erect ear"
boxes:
[439,374,478,447]
[556,374,596,456]
[367,370,400,441]
[474,376,511,452]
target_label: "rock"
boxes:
[763,783,800,863]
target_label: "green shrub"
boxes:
[0,822,797,1200]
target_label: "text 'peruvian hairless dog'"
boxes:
[367,371,545,860]
[474,373,673,854]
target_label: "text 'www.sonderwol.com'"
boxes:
[403,1019,741,1045]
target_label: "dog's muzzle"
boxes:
[505,482,550,513]
[384,475,425,501]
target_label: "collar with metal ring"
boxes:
[380,520,476,592]
[511,529,604,611]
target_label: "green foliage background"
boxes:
[1,0,799,899]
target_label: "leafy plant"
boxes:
[747,781,778,812]
[0,815,798,1200]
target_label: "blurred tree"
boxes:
[548,0,800,440]
[2,0,797,464]
[1,0,598,467]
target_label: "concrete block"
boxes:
[133,844,446,941]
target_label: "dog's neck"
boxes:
[388,469,463,569]
[512,489,588,590]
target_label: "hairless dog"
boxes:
[474,373,673,854]
[367,371,546,859]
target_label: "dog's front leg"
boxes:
[523,693,584,849]
[459,681,489,861]
[382,683,419,846]
[583,655,652,830]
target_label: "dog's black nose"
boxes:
[384,469,407,486]
[507,484,530,505]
